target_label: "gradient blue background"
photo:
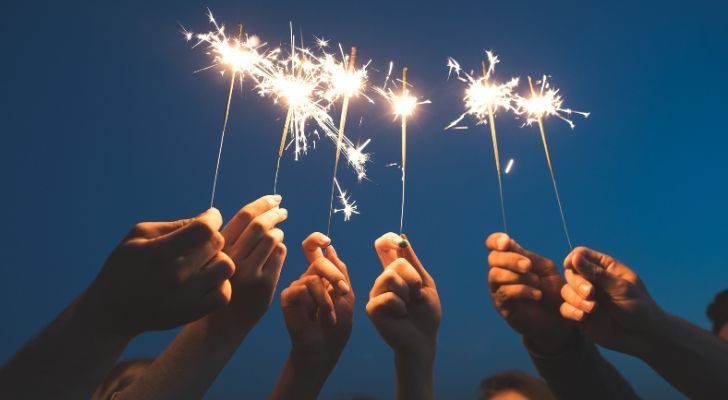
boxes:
[1,0,726,398]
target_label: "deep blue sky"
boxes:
[1,0,727,398]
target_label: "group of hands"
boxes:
[78,193,665,399]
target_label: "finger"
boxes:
[487,251,533,274]
[281,284,316,318]
[304,276,336,323]
[324,245,350,282]
[261,243,287,284]
[561,284,596,313]
[186,252,236,295]
[564,268,595,300]
[230,207,288,260]
[153,213,225,275]
[243,228,284,272]
[398,234,435,287]
[370,268,410,302]
[570,247,628,294]
[560,302,585,321]
[366,292,408,319]
[222,195,282,244]
[301,232,331,264]
[386,258,423,299]
[488,268,540,292]
[494,284,542,307]
[186,280,233,320]
[374,232,405,267]
[485,232,525,253]
[308,256,350,295]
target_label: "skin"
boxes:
[561,246,728,399]
[367,232,441,400]
[485,232,574,353]
[719,323,728,341]
[0,208,234,400]
[114,195,288,400]
[271,232,355,400]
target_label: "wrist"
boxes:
[634,306,674,360]
[73,290,134,344]
[524,324,578,355]
[290,345,340,373]
[394,350,435,400]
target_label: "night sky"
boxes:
[1,1,727,398]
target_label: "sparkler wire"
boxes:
[528,76,573,249]
[400,67,408,234]
[209,24,243,208]
[483,61,508,232]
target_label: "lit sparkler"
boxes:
[516,75,589,249]
[375,64,430,233]
[183,9,278,207]
[446,51,519,231]
[325,47,368,236]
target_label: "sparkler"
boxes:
[375,64,430,233]
[446,51,519,231]
[517,75,589,249]
[325,47,366,237]
[183,10,278,207]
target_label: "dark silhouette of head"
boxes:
[707,289,728,340]
[480,370,554,400]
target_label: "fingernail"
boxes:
[278,208,288,218]
[398,239,409,248]
[496,235,509,249]
[583,300,596,313]
[337,280,350,295]
[321,234,332,244]
[579,284,592,297]
[517,259,531,271]
[329,309,337,324]
[575,309,585,320]
[212,233,224,248]
[532,290,542,300]
[270,195,282,205]
[391,235,406,247]
[414,287,424,300]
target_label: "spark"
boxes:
[333,178,360,221]
[314,36,330,49]
[505,158,514,174]
[515,75,590,129]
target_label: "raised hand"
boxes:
[485,232,572,352]
[272,233,355,400]
[84,208,235,336]
[367,233,440,400]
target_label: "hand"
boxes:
[83,208,235,337]
[486,232,573,352]
[366,233,441,362]
[560,246,664,356]
[281,233,354,369]
[216,195,288,327]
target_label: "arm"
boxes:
[484,233,638,400]
[271,233,355,400]
[0,209,230,400]
[115,195,288,400]
[367,233,440,400]
[561,246,728,399]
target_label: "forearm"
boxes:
[116,311,253,400]
[0,294,130,400]
[640,312,728,399]
[270,349,336,400]
[525,329,639,400]
[394,352,435,400]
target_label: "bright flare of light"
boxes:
[182,9,278,81]
[445,51,520,130]
[333,178,359,221]
[319,48,373,105]
[515,75,590,128]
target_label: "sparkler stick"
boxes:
[483,61,508,232]
[209,24,243,208]
[527,75,572,249]
[326,47,357,238]
[400,67,408,234]
[273,106,293,194]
